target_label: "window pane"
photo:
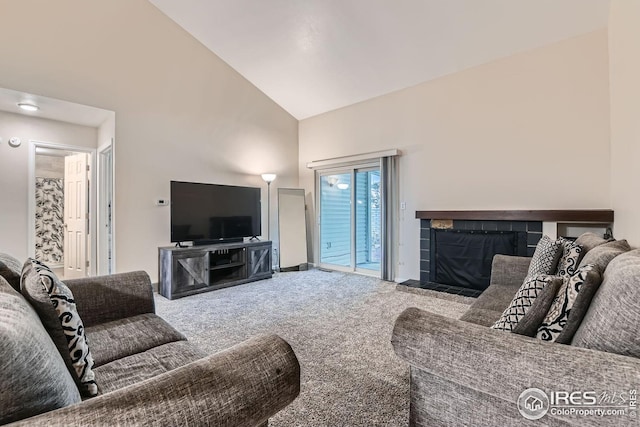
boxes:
[320,173,351,266]
[355,170,380,271]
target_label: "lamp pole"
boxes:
[266,180,271,240]
[260,174,276,241]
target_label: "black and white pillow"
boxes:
[556,238,584,278]
[492,275,559,332]
[527,235,563,277]
[536,264,597,343]
[27,259,98,397]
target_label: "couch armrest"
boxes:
[11,334,300,427]
[392,308,640,426]
[64,271,155,327]
[490,255,530,288]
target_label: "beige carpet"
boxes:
[155,269,474,427]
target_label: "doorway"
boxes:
[317,164,382,277]
[29,142,101,279]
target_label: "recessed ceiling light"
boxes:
[18,102,39,112]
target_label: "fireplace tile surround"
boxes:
[419,219,542,284]
[404,210,614,296]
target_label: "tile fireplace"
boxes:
[402,210,615,297]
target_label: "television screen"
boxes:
[170,181,261,243]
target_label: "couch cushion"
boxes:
[93,341,207,394]
[0,252,22,291]
[536,264,600,343]
[467,284,518,313]
[574,232,611,253]
[571,250,640,357]
[492,275,562,333]
[459,307,503,327]
[577,239,631,274]
[21,258,98,397]
[86,313,187,367]
[527,235,563,277]
[0,276,81,424]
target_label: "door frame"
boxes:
[28,140,98,277]
[97,140,115,275]
[315,162,381,278]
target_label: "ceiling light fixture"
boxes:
[337,183,349,190]
[327,176,339,187]
[17,102,39,112]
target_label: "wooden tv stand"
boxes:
[158,240,272,299]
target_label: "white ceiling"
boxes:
[149,0,610,120]
[0,87,112,128]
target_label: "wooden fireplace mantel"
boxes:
[415,210,614,223]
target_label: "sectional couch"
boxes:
[0,254,300,426]
[392,234,640,426]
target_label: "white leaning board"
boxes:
[278,188,308,269]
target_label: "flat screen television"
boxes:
[170,181,261,244]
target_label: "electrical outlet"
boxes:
[400,202,406,210]
[156,199,169,206]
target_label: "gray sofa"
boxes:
[392,238,640,426]
[0,255,300,426]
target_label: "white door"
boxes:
[64,153,89,278]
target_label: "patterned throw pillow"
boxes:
[492,275,560,332]
[22,259,98,397]
[527,235,563,277]
[555,238,584,278]
[512,277,564,337]
[536,264,599,343]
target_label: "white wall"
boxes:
[0,111,98,259]
[0,0,298,281]
[609,2,640,247]
[299,30,611,281]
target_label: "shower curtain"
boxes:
[35,177,64,265]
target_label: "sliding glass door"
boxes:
[318,164,381,277]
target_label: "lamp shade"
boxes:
[261,173,276,183]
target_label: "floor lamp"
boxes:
[261,173,276,240]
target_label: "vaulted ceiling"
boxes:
[149,0,610,119]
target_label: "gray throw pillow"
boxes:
[578,239,631,274]
[574,232,612,253]
[572,250,640,357]
[492,275,561,332]
[536,264,600,343]
[0,276,81,424]
[21,259,98,397]
[0,253,22,291]
[527,235,563,277]
[512,277,563,337]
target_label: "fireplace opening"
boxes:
[430,229,527,290]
